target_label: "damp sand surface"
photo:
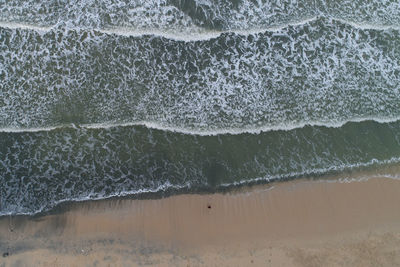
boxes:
[1,176,400,266]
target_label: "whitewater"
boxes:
[1,0,400,215]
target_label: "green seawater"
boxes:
[0,0,400,214]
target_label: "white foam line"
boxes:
[3,160,400,217]
[1,16,399,42]
[0,17,319,41]
[0,21,53,32]
[219,156,400,188]
[333,17,400,31]
[0,125,69,133]
[86,116,400,135]
[99,16,320,41]
[98,27,222,42]
[0,181,192,217]
[0,116,399,135]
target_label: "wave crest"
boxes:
[1,16,399,41]
[0,117,399,135]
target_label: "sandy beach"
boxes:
[2,1,400,266]
[1,174,400,266]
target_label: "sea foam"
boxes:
[1,17,400,132]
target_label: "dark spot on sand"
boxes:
[2,252,9,257]
[207,205,211,209]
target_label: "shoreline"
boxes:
[3,159,400,218]
[1,175,400,266]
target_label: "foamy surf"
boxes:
[1,0,400,216]
[2,0,400,35]
[1,16,400,132]
[0,116,400,136]
[1,16,399,41]
[1,120,400,215]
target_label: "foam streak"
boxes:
[0,16,399,41]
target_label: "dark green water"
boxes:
[1,0,400,215]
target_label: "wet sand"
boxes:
[1,176,400,266]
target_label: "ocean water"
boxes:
[1,0,400,215]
